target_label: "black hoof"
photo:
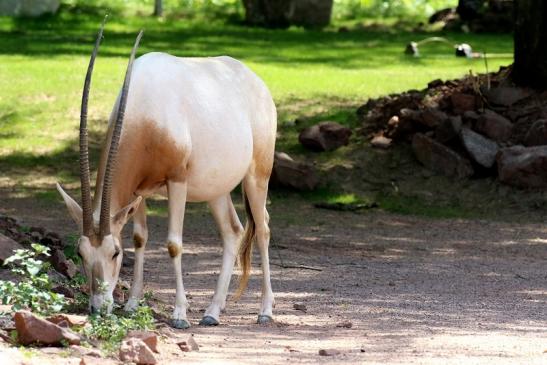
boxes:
[257,315,273,325]
[199,316,219,326]
[172,319,191,329]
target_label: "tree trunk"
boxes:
[242,0,333,29]
[513,0,547,89]
[153,0,163,17]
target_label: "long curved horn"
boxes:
[80,16,107,237]
[99,30,144,237]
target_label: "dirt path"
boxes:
[1,194,547,364]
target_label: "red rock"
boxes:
[119,338,157,364]
[177,335,199,352]
[126,330,158,353]
[412,133,473,178]
[298,121,352,152]
[47,314,87,327]
[420,108,448,128]
[475,110,513,142]
[0,233,23,263]
[51,249,78,279]
[450,93,476,114]
[14,310,80,346]
[270,152,318,191]
[497,145,547,188]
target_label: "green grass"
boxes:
[0,5,513,216]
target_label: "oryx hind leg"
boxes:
[200,194,244,326]
[243,172,275,324]
[125,198,148,312]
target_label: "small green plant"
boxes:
[0,244,65,315]
[82,304,155,353]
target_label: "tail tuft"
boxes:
[233,184,255,300]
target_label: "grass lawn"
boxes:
[0,6,513,212]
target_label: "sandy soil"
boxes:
[1,193,546,364]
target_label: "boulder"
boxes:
[119,338,157,365]
[0,233,23,263]
[524,119,547,146]
[14,310,80,346]
[450,93,477,114]
[270,152,318,191]
[412,133,474,178]
[126,330,158,353]
[475,109,513,142]
[460,128,499,168]
[51,249,78,279]
[298,121,352,152]
[497,145,547,188]
[484,86,530,107]
[435,116,462,144]
[419,108,449,128]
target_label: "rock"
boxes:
[319,348,341,356]
[484,86,530,107]
[412,133,474,178]
[451,93,476,114]
[0,233,23,263]
[177,335,199,352]
[427,79,444,88]
[80,357,118,365]
[435,116,462,144]
[420,108,448,128]
[126,330,158,353]
[293,303,307,312]
[47,314,87,327]
[298,121,352,152]
[70,345,102,358]
[524,119,547,146]
[270,152,319,191]
[475,109,513,142]
[51,249,78,279]
[460,128,499,168]
[119,338,157,364]
[497,145,547,188]
[335,321,353,328]
[462,110,480,124]
[52,284,75,299]
[14,310,80,346]
[370,135,392,149]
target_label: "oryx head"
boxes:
[56,20,143,314]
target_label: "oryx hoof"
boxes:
[199,316,219,326]
[172,319,191,329]
[257,315,273,325]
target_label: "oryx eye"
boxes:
[77,251,83,259]
[112,249,120,260]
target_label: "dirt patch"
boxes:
[0,193,546,364]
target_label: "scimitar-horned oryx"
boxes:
[56,22,277,329]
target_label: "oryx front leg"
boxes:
[125,199,148,312]
[200,195,243,326]
[166,181,190,329]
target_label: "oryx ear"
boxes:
[112,196,142,229]
[56,183,83,231]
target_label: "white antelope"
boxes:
[56,23,276,329]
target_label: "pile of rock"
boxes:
[359,67,547,188]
